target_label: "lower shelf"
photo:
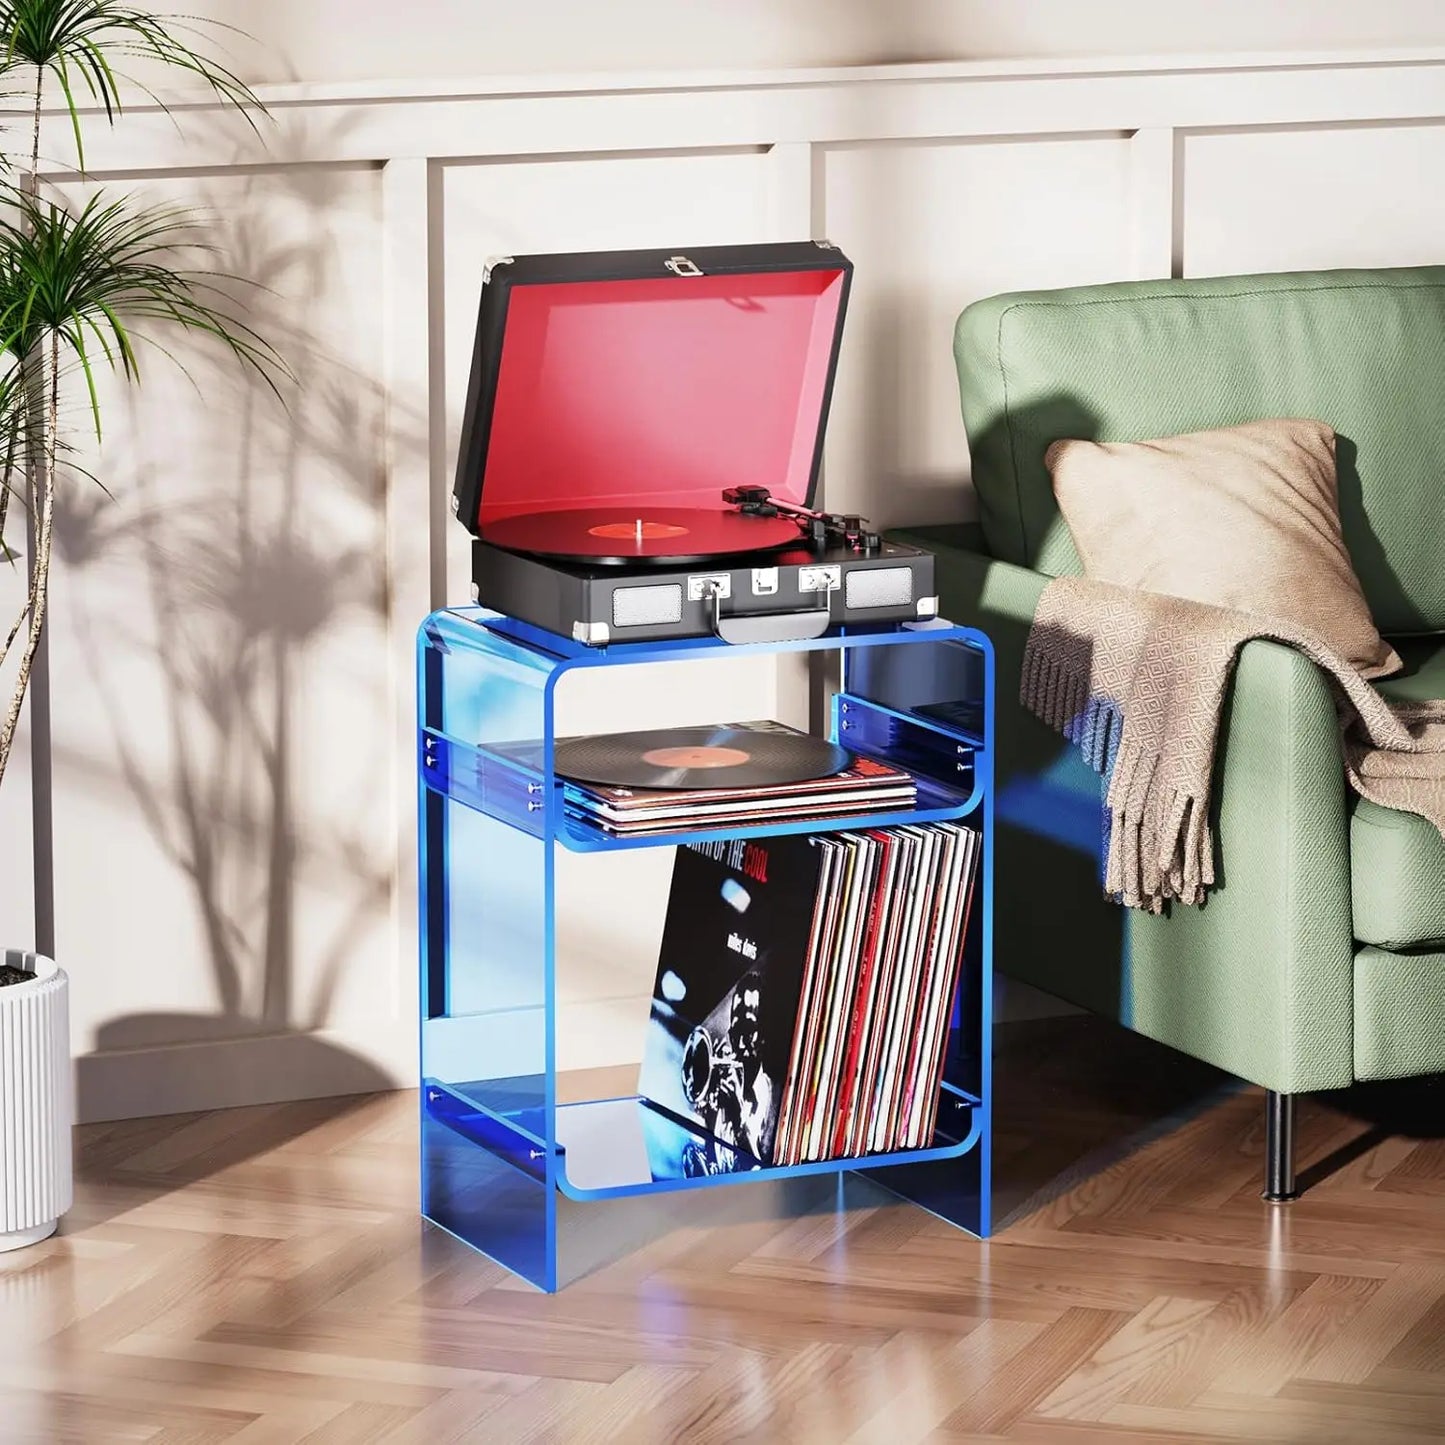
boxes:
[423,1077,983,1203]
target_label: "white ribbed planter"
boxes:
[0,952,71,1251]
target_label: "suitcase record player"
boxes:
[452,241,937,646]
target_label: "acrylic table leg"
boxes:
[865,1129,990,1238]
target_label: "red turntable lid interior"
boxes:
[473,268,848,530]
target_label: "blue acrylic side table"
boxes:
[417,608,994,1291]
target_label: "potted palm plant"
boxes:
[0,0,279,1249]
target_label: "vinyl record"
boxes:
[555,725,851,791]
[480,506,800,566]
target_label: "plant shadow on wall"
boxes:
[0,9,404,1140]
[55,145,413,1120]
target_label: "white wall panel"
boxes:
[821,134,1135,525]
[1183,123,1445,275]
[44,163,401,1118]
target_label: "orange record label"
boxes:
[641,745,750,770]
[588,519,690,541]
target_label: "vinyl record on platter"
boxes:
[480,506,800,565]
[555,726,852,791]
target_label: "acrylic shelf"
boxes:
[426,1078,983,1202]
[420,728,981,855]
[418,606,995,1291]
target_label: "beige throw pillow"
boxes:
[1045,417,1401,680]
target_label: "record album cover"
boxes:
[639,836,826,1166]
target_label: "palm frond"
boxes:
[0,0,266,167]
[0,3,285,801]
[0,185,287,441]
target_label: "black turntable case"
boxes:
[451,241,936,645]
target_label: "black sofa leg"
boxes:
[1262,1090,1299,1202]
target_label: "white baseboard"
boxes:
[76,997,655,1124]
[73,984,1081,1123]
[75,1026,411,1124]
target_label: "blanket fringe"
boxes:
[1022,640,1214,912]
[1021,642,1123,774]
[1023,574,1445,913]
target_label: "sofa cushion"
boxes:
[1045,418,1400,679]
[1351,637,1445,947]
[956,267,1445,633]
[1354,945,1445,1080]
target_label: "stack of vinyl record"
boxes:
[557,720,916,835]
[638,822,981,1172]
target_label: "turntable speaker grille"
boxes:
[845,566,913,610]
[612,582,684,628]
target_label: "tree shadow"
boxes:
[47,112,430,1146]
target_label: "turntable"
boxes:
[452,241,937,645]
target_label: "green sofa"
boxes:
[892,266,1445,1199]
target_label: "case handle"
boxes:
[702,582,831,645]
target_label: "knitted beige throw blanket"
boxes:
[1022,576,1445,912]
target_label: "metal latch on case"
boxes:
[798,564,841,594]
[664,255,703,277]
[687,574,731,601]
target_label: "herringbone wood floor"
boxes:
[3,1018,1444,1444]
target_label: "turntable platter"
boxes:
[480,507,801,566]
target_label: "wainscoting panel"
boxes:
[820,132,1137,525]
[40,163,403,1119]
[1181,121,1445,275]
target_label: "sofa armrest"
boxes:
[890,527,1355,1093]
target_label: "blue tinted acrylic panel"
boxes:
[418,608,994,1290]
